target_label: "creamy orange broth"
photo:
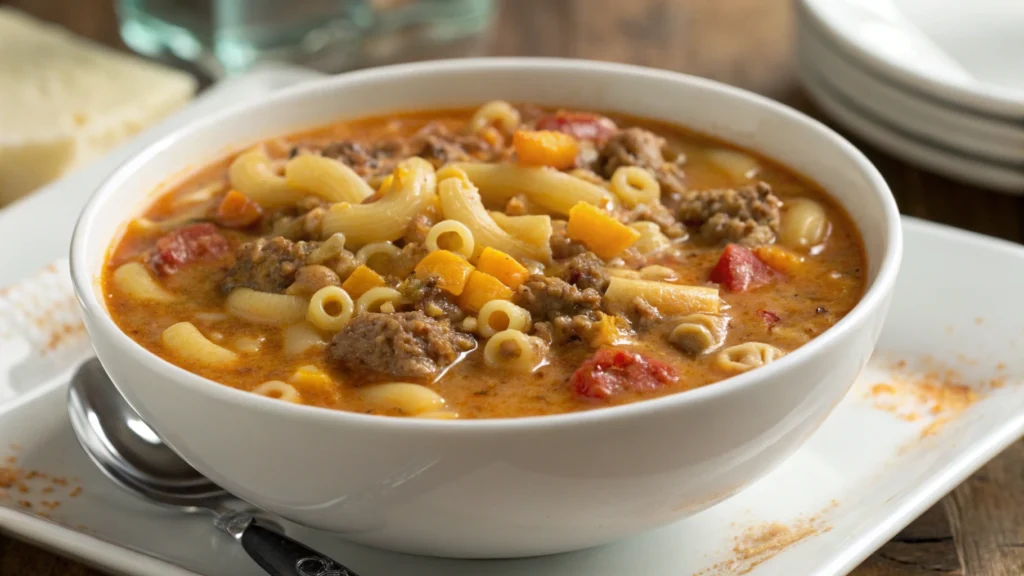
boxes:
[103,105,865,419]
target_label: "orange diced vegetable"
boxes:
[215,190,263,228]
[754,245,805,274]
[341,265,385,299]
[566,202,640,259]
[457,270,514,313]
[514,129,579,169]
[589,313,623,347]
[476,247,530,289]
[414,250,476,296]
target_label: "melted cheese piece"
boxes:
[0,7,197,204]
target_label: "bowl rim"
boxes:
[70,57,903,432]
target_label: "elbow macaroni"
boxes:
[321,157,437,246]
[228,148,296,209]
[715,342,784,372]
[253,380,302,403]
[477,300,531,337]
[604,277,721,316]
[112,262,178,302]
[307,286,354,332]
[226,288,308,326]
[161,322,238,366]
[356,241,402,274]
[438,174,552,263]
[359,382,447,416]
[285,154,374,204]
[425,219,475,259]
[283,322,327,356]
[483,330,546,374]
[610,166,660,207]
[356,286,402,315]
[469,100,520,134]
[780,198,830,250]
[454,162,616,215]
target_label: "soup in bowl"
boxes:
[71,59,901,558]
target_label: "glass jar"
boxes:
[116,0,497,77]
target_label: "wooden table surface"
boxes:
[1,0,1021,574]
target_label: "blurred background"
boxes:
[1,1,1022,574]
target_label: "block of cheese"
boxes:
[0,7,197,205]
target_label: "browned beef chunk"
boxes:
[598,128,687,200]
[675,182,781,246]
[261,196,328,241]
[550,219,588,260]
[388,242,429,279]
[397,275,466,324]
[620,203,687,239]
[558,252,610,293]
[531,313,631,346]
[319,140,405,183]
[221,237,318,294]
[319,121,502,182]
[328,312,475,382]
[403,210,438,245]
[515,275,602,322]
[600,128,666,176]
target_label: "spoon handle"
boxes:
[241,520,360,576]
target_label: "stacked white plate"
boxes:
[796,0,1024,193]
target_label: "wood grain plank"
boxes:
[946,440,1024,576]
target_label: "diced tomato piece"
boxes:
[757,309,781,327]
[535,112,618,143]
[570,348,678,400]
[709,244,773,292]
[150,223,229,275]
[215,190,263,228]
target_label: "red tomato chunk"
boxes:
[535,112,617,143]
[150,222,229,275]
[709,244,773,292]
[570,348,678,400]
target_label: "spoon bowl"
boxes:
[67,358,359,575]
[67,358,227,510]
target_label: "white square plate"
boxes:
[3,67,1023,576]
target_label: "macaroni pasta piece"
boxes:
[253,380,302,403]
[454,162,615,215]
[228,148,296,209]
[282,322,327,356]
[477,300,531,337]
[112,262,178,302]
[438,175,552,263]
[161,322,238,366]
[425,219,476,259]
[308,233,348,265]
[307,286,354,332]
[715,342,784,372]
[669,313,728,355]
[488,212,553,251]
[609,166,660,207]
[780,198,830,250]
[469,100,521,134]
[604,277,721,316]
[483,330,546,374]
[285,154,375,204]
[359,382,447,415]
[356,241,402,274]
[226,288,308,326]
[355,287,402,315]
[321,157,437,246]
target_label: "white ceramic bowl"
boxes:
[70,58,902,558]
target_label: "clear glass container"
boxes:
[115,0,497,77]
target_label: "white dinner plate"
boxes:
[3,65,1023,576]
[800,0,1024,119]
[3,217,1024,576]
[797,13,1024,163]
[798,55,1024,193]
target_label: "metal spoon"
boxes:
[67,358,360,576]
